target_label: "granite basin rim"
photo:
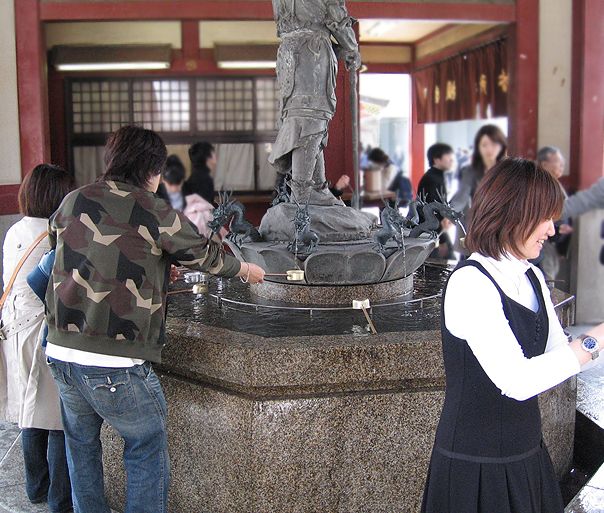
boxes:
[250,275,414,304]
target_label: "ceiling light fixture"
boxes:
[214,44,278,70]
[218,60,277,70]
[51,45,172,72]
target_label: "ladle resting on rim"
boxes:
[264,270,305,281]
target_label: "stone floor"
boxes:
[0,422,118,513]
[0,422,48,513]
[565,462,604,512]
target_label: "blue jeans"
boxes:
[47,358,170,513]
[21,428,72,513]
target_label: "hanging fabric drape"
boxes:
[413,38,508,123]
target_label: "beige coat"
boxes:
[0,217,62,430]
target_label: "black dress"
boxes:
[422,260,564,513]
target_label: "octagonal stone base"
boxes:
[100,288,577,513]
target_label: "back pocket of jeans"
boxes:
[83,371,135,417]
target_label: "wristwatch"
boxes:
[579,335,600,360]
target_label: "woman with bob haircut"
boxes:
[422,158,603,513]
[1,164,74,513]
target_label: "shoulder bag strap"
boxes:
[0,231,48,310]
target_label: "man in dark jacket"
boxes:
[183,141,216,204]
[418,143,455,259]
[45,126,264,513]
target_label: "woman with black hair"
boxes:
[450,124,507,214]
[183,141,216,204]
[157,154,187,211]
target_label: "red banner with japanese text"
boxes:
[413,38,508,123]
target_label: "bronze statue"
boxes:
[288,202,320,255]
[269,0,361,206]
[209,191,262,246]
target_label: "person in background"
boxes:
[329,174,351,200]
[450,124,508,214]
[183,141,216,204]
[561,177,604,219]
[1,164,74,513]
[157,155,187,211]
[422,158,602,513]
[360,144,372,170]
[367,147,398,194]
[455,147,471,176]
[418,143,456,259]
[157,155,216,238]
[533,146,573,282]
[418,143,455,204]
[44,126,264,513]
[387,169,414,207]
[450,125,508,256]
[392,146,406,173]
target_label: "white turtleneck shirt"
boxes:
[443,253,582,401]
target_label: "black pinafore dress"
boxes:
[421,260,564,513]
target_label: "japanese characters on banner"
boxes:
[413,38,508,124]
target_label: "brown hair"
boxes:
[465,158,563,259]
[471,124,508,173]
[18,164,75,218]
[101,125,167,189]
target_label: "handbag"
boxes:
[0,231,48,340]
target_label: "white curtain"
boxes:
[72,143,276,192]
[73,146,105,186]
[214,143,254,191]
[256,142,277,190]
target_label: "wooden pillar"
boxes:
[324,64,350,184]
[15,0,50,177]
[507,0,539,159]
[569,0,604,190]
[410,52,424,193]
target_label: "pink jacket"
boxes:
[183,194,214,238]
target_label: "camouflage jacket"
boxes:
[45,180,241,363]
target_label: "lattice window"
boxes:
[255,78,280,131]
[71,81,130,134]
[196,79,254,132]
[132,79,190,132]
[68,77,280,192]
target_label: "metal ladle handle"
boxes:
[264,270,305,281]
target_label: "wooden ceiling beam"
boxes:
[40,1,515,22]
[40,1,274,21]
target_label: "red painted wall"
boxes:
[16,0,51,177]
